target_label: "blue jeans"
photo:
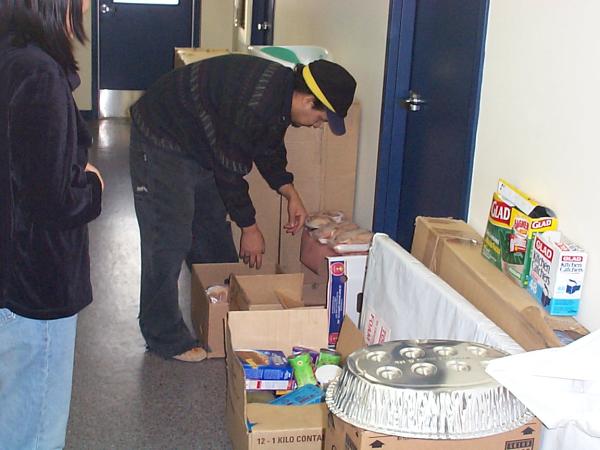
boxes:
[0,308,77,450]
[129,124,238,358]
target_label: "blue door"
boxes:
[94,0,199,117]
[250,0,275,45]
[374,0,489,249]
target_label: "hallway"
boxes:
[65,119,231,449]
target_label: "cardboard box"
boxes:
[192,263,330,358]
[325,412,542,450]
[482,179,557,287]
[191,262,281,358]
[173,47,230,68]
[326,255,367,347]
[229,273,306,310]
[325,317,542,450]
[225,309,331,450]
[300,228,340,276]
[411,217,588,351]
[528,232,588,316]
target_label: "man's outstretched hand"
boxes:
[279,183,307,235]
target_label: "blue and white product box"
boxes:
[528,232,587,316]
[269,384,324,406]
[236,349,293,381]
[326,254,368,347]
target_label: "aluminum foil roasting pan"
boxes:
[325,340,533,439]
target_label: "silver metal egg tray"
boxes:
[325,339,533,439]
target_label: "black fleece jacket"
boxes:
[0,35,102,319]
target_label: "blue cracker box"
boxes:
[270,384,324,406]
[236,350,293,380]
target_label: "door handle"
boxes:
[257,21,270,31]
[404,90,426,111]
[100,3,113,14]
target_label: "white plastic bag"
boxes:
[486,329,600,448]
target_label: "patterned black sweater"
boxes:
[130,54,294,227]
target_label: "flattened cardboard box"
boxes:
[325,413,542,450]
[410,217,587,351]
[226,309,331,450]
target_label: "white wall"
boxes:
[232,0,253,52]
[273,0,390,229]
[201,0,234,49]
[470,0,600,332]
[73,8,92,110]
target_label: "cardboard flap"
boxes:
[225,324,248,419]
[275,289,304,309]
[335,315,366,362]
[227,309,328,356]
[231,273,305,310]
[247,403,327,432]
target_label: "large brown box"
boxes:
[410,216,588,351]
[225,309,330,450]
[325,413,542,450]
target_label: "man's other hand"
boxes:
[240,224,265,269]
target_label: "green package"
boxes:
[288,353,317,387]
[316,349,341,368]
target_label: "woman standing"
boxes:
[0,1,103,448]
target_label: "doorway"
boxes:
[374,0,490,249]
[93,0,200,118]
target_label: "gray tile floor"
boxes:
[65,119,231,450]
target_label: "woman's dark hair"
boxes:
[293,63,325,111]
[0,0,87,72]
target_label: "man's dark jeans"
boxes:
[129,124,238,358]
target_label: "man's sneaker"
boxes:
[172,347,207,363]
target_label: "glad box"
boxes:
[528,232,587,316]
[482,179,557,287]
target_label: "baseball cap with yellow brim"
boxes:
[302,60,357,136]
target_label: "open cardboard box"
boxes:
[192,263,329,358]
[191,262,284,358]
[226,309,332,450]
[225,310,364,450]
[229,273,306,310]
[410,217,588,350]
